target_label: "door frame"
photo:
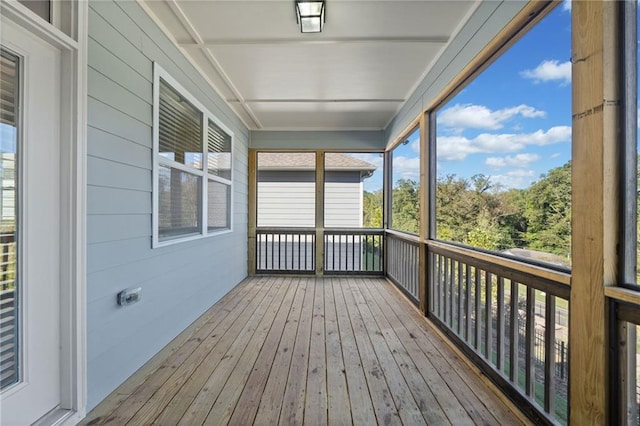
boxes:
[0,1,87,423]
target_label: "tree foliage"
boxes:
[362,161,572,266]
[391,179,420,234]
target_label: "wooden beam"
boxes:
[418,111,429,314]
[316,151,325,276]
[248,149,257,275]
[570,1,620,423]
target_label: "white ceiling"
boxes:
[142,0,479,131]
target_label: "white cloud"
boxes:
[438,103,546,130]
[438,126,571,161]
[350,153,383,171]
[506,169,536,178]
[562,0,571,12]
[490,173,535,190]
[485,157,507,168]
[392,156,420,182]
[521,60,572,85]
[551,152,562,159]
[411,139,420,154]
[485,153,541,169]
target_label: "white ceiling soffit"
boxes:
[142,0,478,131]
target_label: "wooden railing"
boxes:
[324,229,383,275]
[385,230,420,305]
[428,241,571,425]
[255,228,315,274]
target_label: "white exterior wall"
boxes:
[257,171,363,228]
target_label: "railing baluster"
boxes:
[545,293,556,415]
[437,254,443,318]
[510,280,519,383]
[285,233,289,270]
[443,256,449,324]
[449,258,455,327]
[475,267,481,351]
[428,250,434,313]
[485,271,492,360]
[497,276,505,372]
[270,232,274,270]
[466,263,472,342]
[525,285,535,397]
[351,234,355,271]
[458,261,464,335]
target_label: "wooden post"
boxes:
[570,1,620,423]
[316,151,325,276]
[248,149,257,275]
[418,112,429,314]
[383,150,392,275]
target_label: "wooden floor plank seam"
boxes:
[355,277,454,425]
[83,277,527,426]
[278,277,315,425]
[330,277,377,426]
[348,278,426,425]
[371,278,523,425]
[156,276,290,425]
[98,276,278,425]
[195,279,298,425]
[340,277,402,425]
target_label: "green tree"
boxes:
[363,190,383,228]
[522,161,571,258]
[391,179,420,234]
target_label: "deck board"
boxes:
[83,277,528,426]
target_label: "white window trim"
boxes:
[152,62,234,248]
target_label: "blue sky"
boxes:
[360,1,573,193]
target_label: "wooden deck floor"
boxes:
[83,277,527,425]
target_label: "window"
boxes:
[0,49,19,391]
[153,64,233,246]
[434,4,571,269]
[390,127,420,234]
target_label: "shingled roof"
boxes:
[257,153,377,172]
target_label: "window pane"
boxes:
[435,5,571,269]
[17,0,50,22]
[391,127,420,234]
[324,153,381,228]
[207,180,230,231]
[159,79,202,168]
[158,165,201,240]
[207,120,231,180]
[0,50,18,391]
[257,152,316,228]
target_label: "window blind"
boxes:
[207,120,231,180]
[159,79,202,168]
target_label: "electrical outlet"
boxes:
[117,287,142,306]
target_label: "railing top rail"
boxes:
[429,240,571,299]
[385,229,421,244]
[324,228,384,235]
[256,227,316,234]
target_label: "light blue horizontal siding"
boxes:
[86,0,248,410]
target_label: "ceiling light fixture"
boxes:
[295,1,325,33]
